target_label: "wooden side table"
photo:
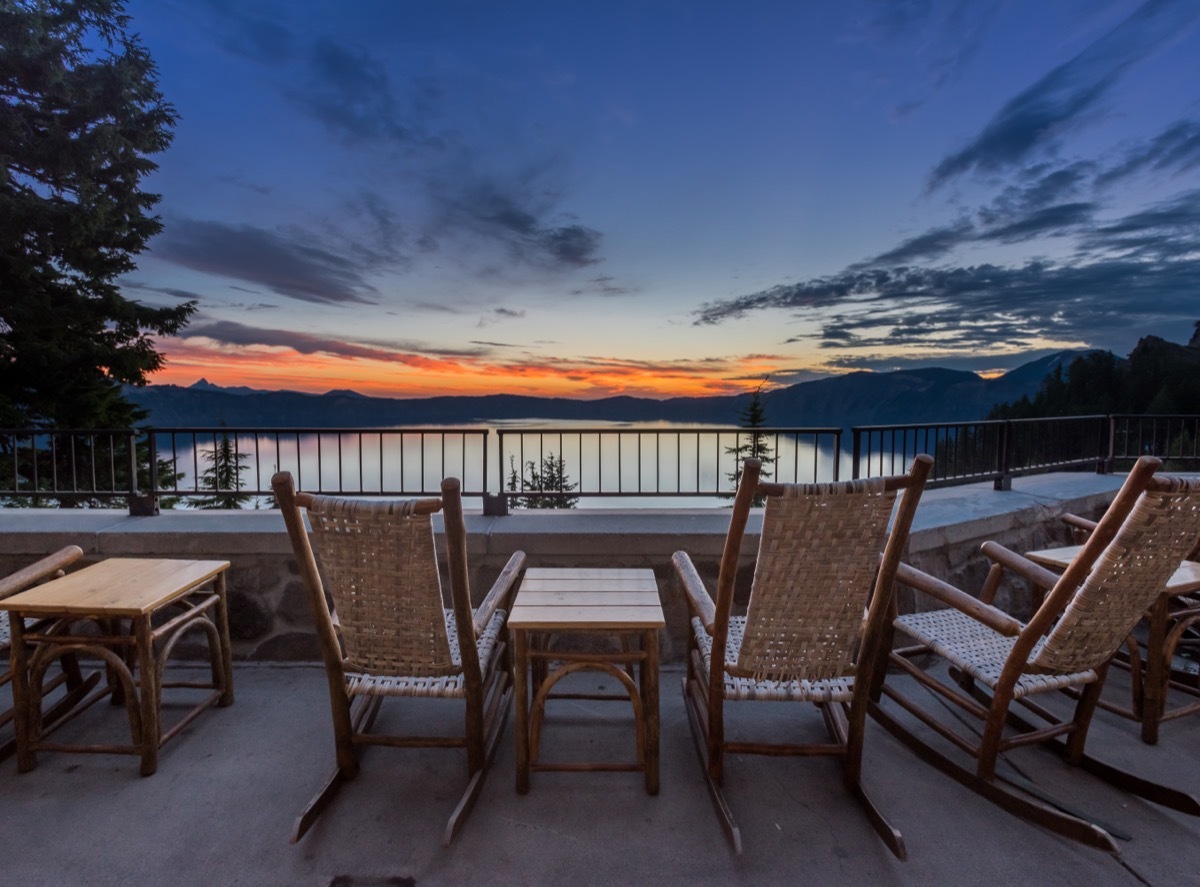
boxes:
[0,557,234,775]
[509,568,665,794]
[1026,544,1200,743]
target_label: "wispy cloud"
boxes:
[186,1,607,284]
[153,219,378,305]
[179,319,492,363]
[929,0,1199,188]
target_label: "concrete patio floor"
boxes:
[2,659,1198,886]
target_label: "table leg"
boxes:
[9,614,37,772]
[1141,594,1170,745]
[514,628,530,794]
[643,628,660,795]
[214,573,235,706]
[135,615,160,776]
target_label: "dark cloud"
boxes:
[153,219,377,305]
[428,178,604,271]
[1082,188,1200,258]
[181,319,489,361]
[285,38,412,143]
[190,3,608,285]
[1096,119,1200,188]
[701,256,1200,355]
[570,276,635,297]
[194,0,298,63]
[929,0,1198,188]
[857,220,975,268]
[821,348,1075,374]
[982,201,1097,243]
[871,0,1004,119]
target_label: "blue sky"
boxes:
[121,0,1200,398]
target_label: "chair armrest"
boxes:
[474,550,526,638]
[979,541,1063,594]
[0,545,84,599]
[1061,513,1098,533]
[673,551,715,635]
[1061,513,1098,545]
[895,562,1023,637]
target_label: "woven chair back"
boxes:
[731,477,894,682]
[1032,476,1200,674]
[306,495,458,677]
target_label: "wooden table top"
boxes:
[0,558,231,618]
[1025,544,1200,594]
[509,567,665,630]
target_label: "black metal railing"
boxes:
[851,416,1110,490]
[497,426,842,503]
[1109,414,1200,469]
[2,414,1196,510]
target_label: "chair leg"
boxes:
[443,672,513,846]
[986,687,1200,817]
[292,691,369,843]
[869,698,1120,854]
[682,676,742,854]
[291,768,349,844]
[841,695,906,860]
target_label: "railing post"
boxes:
[1103,415,1116,473]
[128,428,159,516]
[851,427,861,480]
[993,421,1012,491]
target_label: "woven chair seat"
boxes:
[345,608,507,699]
[693,616,855,702]
[896,609,1097,699]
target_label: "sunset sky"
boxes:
[121,0,1200,399]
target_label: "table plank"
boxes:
[1026,545,1200,594]
[508,604,665,629]
[518,578,658,592]
[515,591,661,606]
[0,558,230,617]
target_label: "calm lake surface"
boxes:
[160,420,850,509]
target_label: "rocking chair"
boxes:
[273,472,526,845]
[674,454,932,857]
[872,456,1200,853]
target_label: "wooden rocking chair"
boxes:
[1,546,100,759]
[273,472,526,846]
[673,454,932,857]
[871,456,1200,853]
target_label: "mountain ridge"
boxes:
[127,351,1083,429]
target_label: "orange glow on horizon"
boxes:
[150,338,785,400]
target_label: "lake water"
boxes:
[157,420,850,509]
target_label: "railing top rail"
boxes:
[137,426,490,434]
[851,419,1007,432]
[1005,414,1108,425]
[497,426,842,434]
[0,427,136,434]
[1110,413,1200,420]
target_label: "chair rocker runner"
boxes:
[872,456,1200,854]
[674,454,932,857]
[1,546,101,760]
[273,472,526,846]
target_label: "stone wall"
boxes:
[0,472,1126,664]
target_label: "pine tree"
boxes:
[0,0,194,429]
[506,453,579,509]
[195,431,250,509]
[725,378,773,502]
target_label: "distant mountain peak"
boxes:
[325,388,367,398]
